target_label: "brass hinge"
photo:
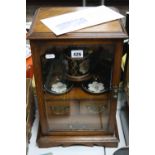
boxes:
[112,86,119,99]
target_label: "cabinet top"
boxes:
[27,7,128,40]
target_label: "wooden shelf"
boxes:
[44,87,110,101]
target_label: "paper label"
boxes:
[45,54,55,59]
[71,50,83,58]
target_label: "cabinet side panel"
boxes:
[108,40,124,131]
[30,40,48,134]
[112,40,124,86]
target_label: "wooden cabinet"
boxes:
[27,7,127,148]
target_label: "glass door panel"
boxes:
[41,44,115,133]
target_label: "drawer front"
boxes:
[80,100,108,115]
[44,99,111,134]
[45,100,70,116]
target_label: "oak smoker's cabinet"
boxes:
[27,7,128,148]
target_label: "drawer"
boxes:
[45,100,70,116]
[80,100,109,115]
[45,99,110,132]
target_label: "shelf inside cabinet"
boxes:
[44,87,110,101]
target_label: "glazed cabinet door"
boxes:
[31,40,123,136]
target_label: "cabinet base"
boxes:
[37,124,119,148]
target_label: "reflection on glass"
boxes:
[41,44,114,132]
